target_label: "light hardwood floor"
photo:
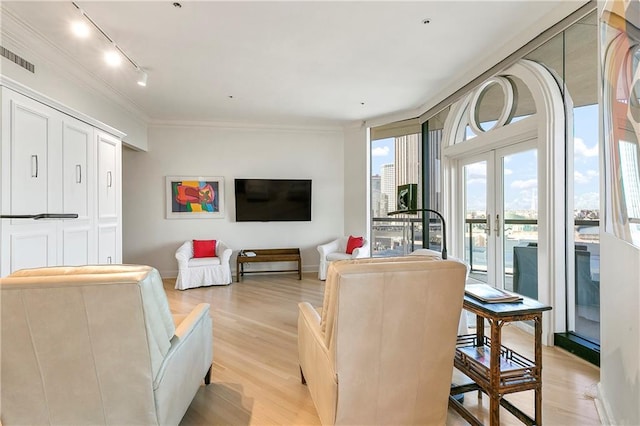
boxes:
[165,273,601,425]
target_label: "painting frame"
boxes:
[165,176,225,219]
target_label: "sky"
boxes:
[371,104,600,212]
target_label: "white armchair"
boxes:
[175,240,232,289]
[317,236,370,280]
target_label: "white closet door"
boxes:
[63,118,92,219]
[61,117,95,265]
[10,227,56,272]
[97,132,118,220]
[62,227,91,266]
[9,93,60,216]
[98,224,117,264]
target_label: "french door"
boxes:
[459,140,538,293]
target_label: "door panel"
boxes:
[498,147,538,294]
[459,142,538,294]
[63,119,92,219]
[10,99,53,216]
[462,157,491,283]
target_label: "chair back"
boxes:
[322,256,466,425]
[513,245,538,299]
[1,265,172,425]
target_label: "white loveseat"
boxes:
[0,264,213,426]
[175,240,232,289]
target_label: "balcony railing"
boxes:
[371,215,601,345]
[371,216,599,274]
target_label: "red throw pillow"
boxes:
[193,239,216,258]
[346,236,364,254]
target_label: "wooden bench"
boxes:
[236,248,302,282]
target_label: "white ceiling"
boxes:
[2,1,587,127]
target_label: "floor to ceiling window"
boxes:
[369,123,422,257]
[368,6,598,364]
[525,11,600,359]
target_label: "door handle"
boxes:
[496,214,501,237]
[107,171,112,188]
[76,165,82,183]
[31,155,38,178]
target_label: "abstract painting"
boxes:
[166,176,225,219]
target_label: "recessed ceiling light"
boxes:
[104,49,122,67]
[71,20,90,38]
[421,18,431,24]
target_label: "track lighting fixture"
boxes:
[71,2,148,87]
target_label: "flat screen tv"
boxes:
[234,178,312,222]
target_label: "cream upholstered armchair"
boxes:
[298,256,467,425]
[1,265,213,426]
[175,239,232,289]
[317,236,370,280]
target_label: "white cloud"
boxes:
[465,162,486,179]
[574,192,600,210]
[467,178,487,185]
[575,137,599,157]
[372,146,390,157]
[574,171,589,184]
[504,169,513,176]
[511,178,537,190]
[574,169,599,184]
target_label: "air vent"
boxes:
[0,45,35,73]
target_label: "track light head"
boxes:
[137,70,148,87]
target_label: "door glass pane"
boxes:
[503,149,538,296]
[573,104,600,343]
[464,161,488,283]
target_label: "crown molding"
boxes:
[0,5,150,124]
[149,119,343,134]
[0,75,126,138]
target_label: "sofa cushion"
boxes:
[188,257,222,267]
[193,240,216,258]
[326,252,353,262]
[345,236,364,254]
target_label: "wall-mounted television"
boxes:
[234,178,312,222]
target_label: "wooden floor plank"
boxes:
[166,273,600,425]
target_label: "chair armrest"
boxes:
[317,239,340,257]
[154,303,212,388]
[298,302,327,354]
[174,303,210,341]
[153,303,213,425]
[217,241,232,265]
[351,244,370,258]
[175,241,192,268]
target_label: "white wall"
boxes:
[123,123,344,277]
[0,8,148,151]
[343,124,368,238]
[599,233,640,425]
